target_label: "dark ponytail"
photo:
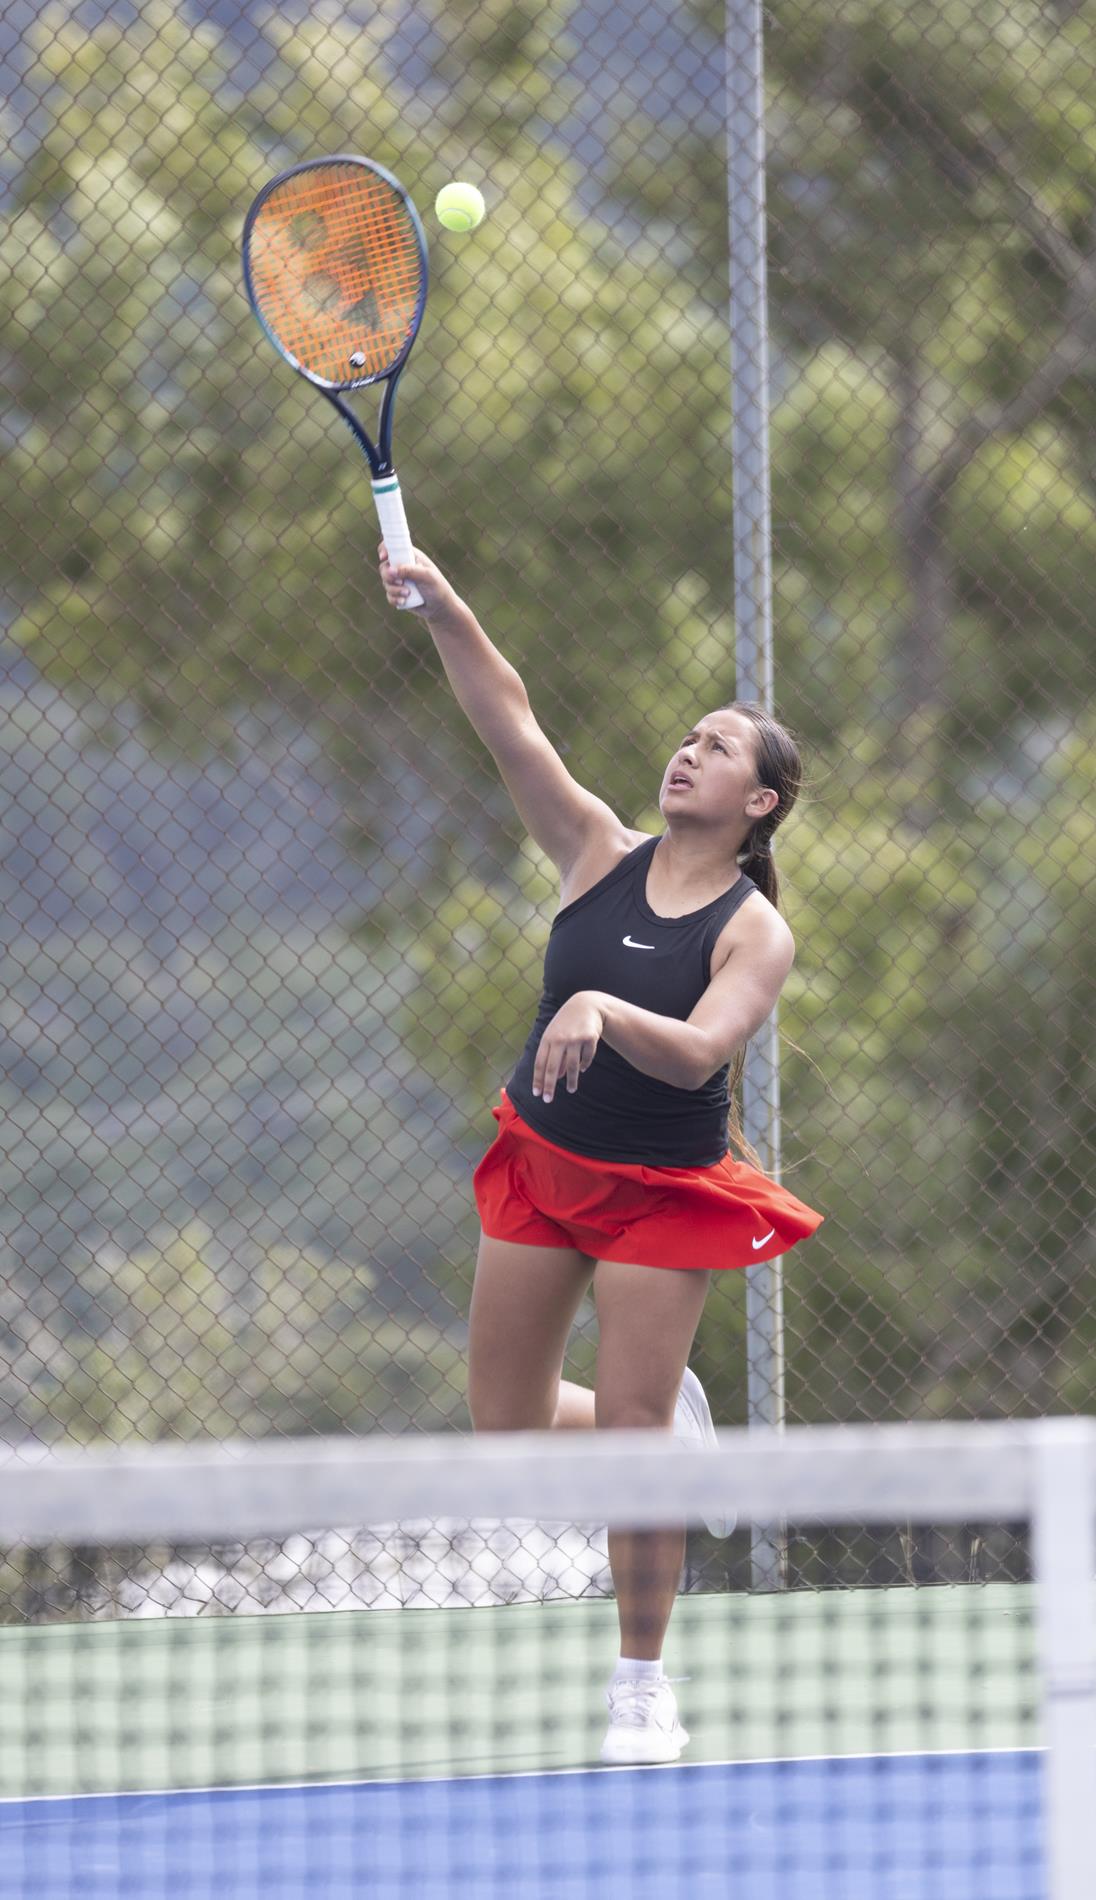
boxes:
[720,701,803,912]
[736,820,779,909]
[717,702,804,1162]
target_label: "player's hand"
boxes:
[378,543,460,619]
[532,993,605,1104]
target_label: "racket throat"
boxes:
[321,389,392,477]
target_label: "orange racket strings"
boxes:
[248,164,422,386]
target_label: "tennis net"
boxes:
[0,1418,1093,1898]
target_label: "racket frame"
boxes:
[242,154,429,603]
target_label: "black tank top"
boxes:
[506,835,759,1166]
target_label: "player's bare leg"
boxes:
[467,1233,594,1431]
[593,1260,711,1660]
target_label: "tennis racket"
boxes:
[242,155,429,609]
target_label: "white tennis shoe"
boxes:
[673,1366,737,1538]
[599,1675,689,1765]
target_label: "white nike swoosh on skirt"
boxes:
[752,1229,776,1249]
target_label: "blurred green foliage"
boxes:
[6,1223,462,1442]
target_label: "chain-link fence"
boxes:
[1,0,1093,1614]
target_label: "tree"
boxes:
[609,0,1096,814]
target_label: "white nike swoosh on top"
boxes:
[752,1229,776,1250]
[622,935,656,949]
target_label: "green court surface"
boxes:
[0,1581,1037,1799]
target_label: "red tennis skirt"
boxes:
[472,1088,823,1272]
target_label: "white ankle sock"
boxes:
[613,1656,665,1682]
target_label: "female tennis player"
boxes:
[378,542,822,1765]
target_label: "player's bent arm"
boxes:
[683,901,795,1089]
[586,908,793,1091]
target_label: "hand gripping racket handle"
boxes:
[372,476,424,610]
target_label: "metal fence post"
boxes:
[726,0,786,1589]
[1032,1420,1096,1900]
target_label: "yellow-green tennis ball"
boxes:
[435,182,485,233]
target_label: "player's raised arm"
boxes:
[377,543,621,877]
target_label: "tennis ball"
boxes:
[435,182,485,234]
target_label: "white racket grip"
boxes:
[372,475,423,610]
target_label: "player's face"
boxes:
[660,710,768,828]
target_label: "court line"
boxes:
[0,1743,1044,1810]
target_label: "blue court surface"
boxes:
[0,1750,1045,1900]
